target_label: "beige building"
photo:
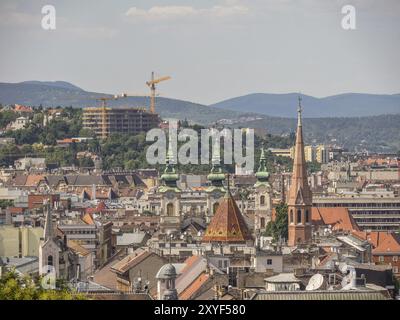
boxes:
[316,145,329,164]
[304,146,315,162]
[268,148,293,158]
[0,226,43,257]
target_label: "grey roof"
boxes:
[116,232,147,246]
[75,281,113,293]
[45,175,66,187]
[181,217,207,232]
[264,273,302,283]
[1,256,39,275]
[65,175,106,186]
[252,289,391,300]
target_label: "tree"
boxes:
[264,202,288,242]
[0,269,87,300]
[0,110,17,128]
[0,199,13,209]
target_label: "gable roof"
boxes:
[82,212,95,225]
[25,175,46,186]
[312,207,360,232]
[352,231,400,254]
[179,273,210,300]
[68,240,91,256]
[111,250,152,274]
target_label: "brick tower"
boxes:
[287,97,313,246]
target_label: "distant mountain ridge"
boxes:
[0,81,399,152]
[211,92,400,117]
[19,81,84,91]
[0,81,239,124]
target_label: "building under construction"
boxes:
[82,107,160,139]
[83,72,170,139]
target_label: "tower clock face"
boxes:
[212,191,221,199]
[166,191,175,199]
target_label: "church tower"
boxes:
[39,201,60,278]
[287,98,313,246]
[156,264,178,300]
[254,146,272,233]
[159,137,181,235]
[206,144,225,223]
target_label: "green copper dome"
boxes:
[255,147,270,182]
[160,139,179,188]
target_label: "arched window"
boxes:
[290,210,294,224]
[213,202,219,215]
[297,210,302,224]
[260,195,265,205]
[305,209,310,223]
[47,255,53,266]
[167,203,174,216]
[260,217,265,228]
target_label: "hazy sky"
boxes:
[0,0,399,105]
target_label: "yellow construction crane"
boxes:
[146,72,171,114]
[96,95,118,140]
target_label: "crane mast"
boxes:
[146,72,171,114]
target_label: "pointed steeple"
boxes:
[43,201,53,241]
[288,97,312,206]
[287,97,313,247]
[202,182,253,244]
[255,145,270,187]
[207,142,225,190]
[160,135,179,188]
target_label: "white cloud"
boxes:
[125,4,249,21]
[65,26,119,39]
[0,11,39,27]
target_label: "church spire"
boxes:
[207,141,225,189]
[255,144,270,186]
[287,97,312,246]
[160,135,179,188]
[297,96,303,127]
[43,200,53,241]
[288,96,312,206]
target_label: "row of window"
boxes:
[289,209,310,224]
[316,203,400,208]
[378,256,399,262]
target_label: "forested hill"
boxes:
[0,81,399,152]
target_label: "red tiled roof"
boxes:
[374,234,400,254]
[312,207,360,232]
[82,212,95,225]
[352,231,400,254]
[179,272,210,300]
[25,175,45,187]
[14,105,33,112]
[202,192,252,243]
[9,207,24,214]
[181,255,201,274]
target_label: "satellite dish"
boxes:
[306,274,324,291]
[338,262,348,274]
[341,275,350,288]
